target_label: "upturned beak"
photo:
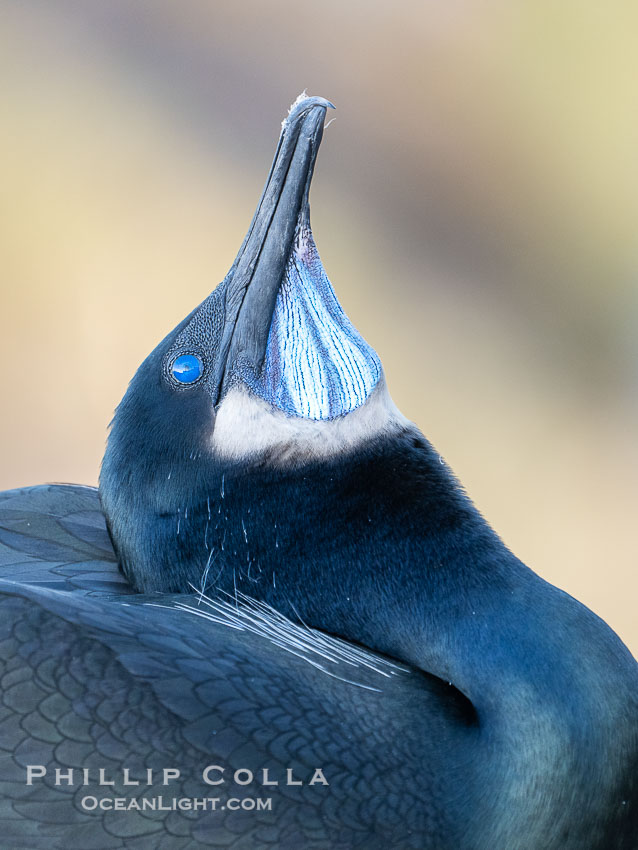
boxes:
[211,96,334,405]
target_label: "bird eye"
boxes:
[170,354,204,385]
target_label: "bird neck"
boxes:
[186,427,638,847]
[107,419,638,845]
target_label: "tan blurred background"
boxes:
[1,1,636,654]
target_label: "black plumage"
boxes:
[1,96,637,849]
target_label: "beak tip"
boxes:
[283,93,335,132]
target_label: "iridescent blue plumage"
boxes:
[8,94,630,850]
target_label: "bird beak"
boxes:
[211,95,335,406]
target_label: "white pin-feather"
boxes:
[149,588,409,692]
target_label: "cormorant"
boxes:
[0,95,636,849]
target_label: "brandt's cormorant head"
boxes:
[100,94,405,599]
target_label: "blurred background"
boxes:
[1,1,636,653]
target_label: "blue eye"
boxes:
[170,354,204,385]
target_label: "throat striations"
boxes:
[252,225,381,420]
